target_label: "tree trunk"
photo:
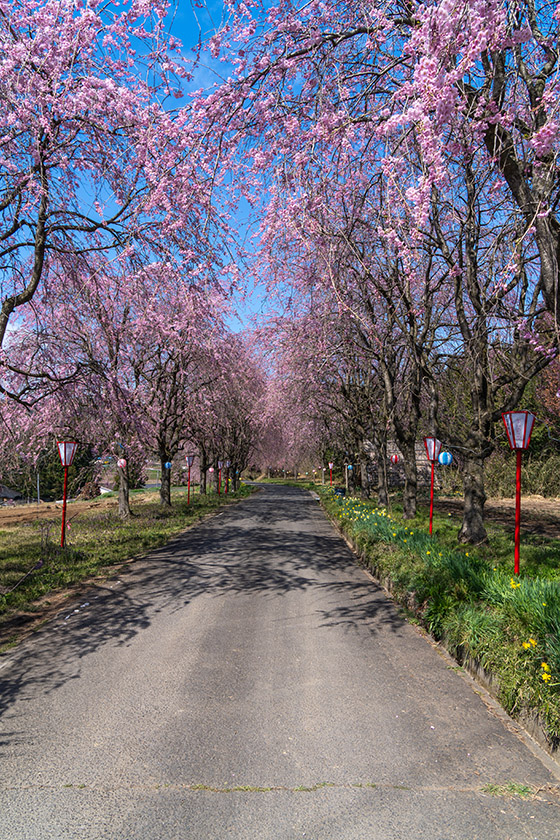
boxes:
[458,453,488,544]
[401,441,418,519]
[347,463,356,495]
[159,456,171,507]
[372,433,389,507]
[199,449,207,495]
[360,456,371,499]
[118,465,131,519]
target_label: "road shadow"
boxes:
[0,485,403,728]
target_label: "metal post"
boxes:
[61,466,69,547]
[429,460,435,535]
[514,449,522,575]
[37,472,40,507]
[187,466,191,505]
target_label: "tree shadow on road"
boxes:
[0,485,404,730]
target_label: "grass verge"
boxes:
[318,487,560,755]
[0,485,253,650]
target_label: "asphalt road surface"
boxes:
[1,484,559,840]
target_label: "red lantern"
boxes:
[502,411,536,575]
[57,441,78,467]
[185,455,195,504]
[423,437,442,463]
[423,437,442,536]
[502,411,535,451]
[390,454,398,464]
[57,441,77,548]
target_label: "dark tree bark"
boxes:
[458,450,488,544]
[199,448,208,494]
[360,455,371,499]
[400,440,418,520]
[159,454,172,507]
[373,432,389,508]
[117,464,131,519]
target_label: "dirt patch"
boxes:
[0,492,159,528]
[438,495,560,539]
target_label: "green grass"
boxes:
[481,782,535,798]
[0,485,253,645]
[318,487,560,750]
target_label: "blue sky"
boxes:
[166,2,270,332]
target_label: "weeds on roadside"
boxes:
[320,487,560,748]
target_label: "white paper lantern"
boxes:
[57,441,78,467]
[502,411,536,450]
[424,437,442,462]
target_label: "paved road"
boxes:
[1,485,559,839]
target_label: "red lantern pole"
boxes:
[57,441,77,548]
[429,459,435,536]
[218,468,222,494]
[61,466,69,547]
[502,411,536,576]
[514,448,522,575]
[423,437,441,536]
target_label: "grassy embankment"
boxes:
[319,486,560,755]
[0,485,253,649]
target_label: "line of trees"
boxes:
[1,1,560,544]
[189,0,560,543]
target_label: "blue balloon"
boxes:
[438,451,453,466]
